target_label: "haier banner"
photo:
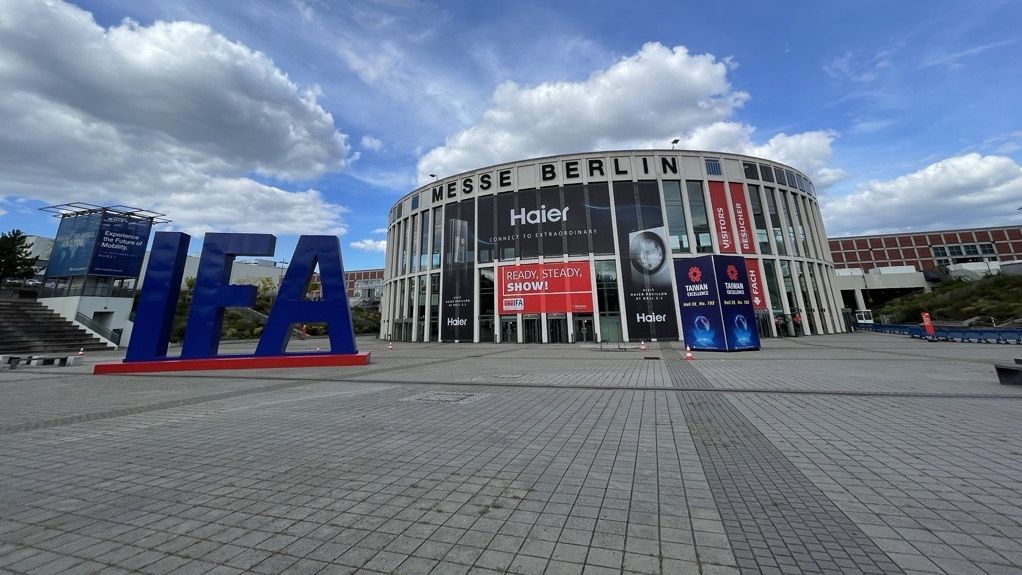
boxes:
[498,261,593,314]
[714,256,761,351]
[675,255,760,352]
[441,199,475,341]
[614,181,679,340]
[89,214,153,277]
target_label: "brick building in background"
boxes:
[828,225,1022,273]
[307,269,384,309]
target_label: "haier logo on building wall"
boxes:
[636,313,667,323]
[510,206,569,226]
[447,317,468,326]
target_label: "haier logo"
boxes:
[510,205,569,226]
[446,318,467,326]
[636,313,667,323]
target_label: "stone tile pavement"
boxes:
[0,333,1020,574]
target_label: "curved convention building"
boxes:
[382,150,844,344]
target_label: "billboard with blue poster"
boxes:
[47,213,103,277]
[89,214,152,277]
[675,255,760,352]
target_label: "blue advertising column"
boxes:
[675,255,760,352]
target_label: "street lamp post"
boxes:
[671,138,680,150]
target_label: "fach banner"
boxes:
[744,258,768,311]
[675,255,760,351]
[46,213,102,277]
[614,181,679,340]
[675,256,725,350]
[713,255,761,350]
[498,261,593,314]
[441,199,475,341]
[89,214,153,277]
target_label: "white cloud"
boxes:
[0,0,352,234]
[823,50,892,83]
[350,239,387,252]
[822,153,1022,236]
[372,228,387,234]
[417,42,750,182]
[360,135,383,151]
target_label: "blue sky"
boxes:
[1,0,1020,270]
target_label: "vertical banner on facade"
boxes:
[89,214,153,277]
[745,257,767,311]
[707,181,737,253]
[728,183,754,254]
[675,256,725,350]
[713,255,761,350]
[614,182,679,340]
[498,261,593,314]
[675,255,761,351]
[47,213,102,277]
[441,199,475,341]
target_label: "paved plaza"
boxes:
[1,333,1021,575]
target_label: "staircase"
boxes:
[0,299,112,355]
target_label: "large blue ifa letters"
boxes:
[125,232,357,362]
[675,255,760,352]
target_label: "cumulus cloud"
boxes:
[0,0,352,233]
[417,42,750,182]
[822,153,1022,236]
[350,239,387,252]
[416,42,842,188]
[371,228,387,234]
[360,135,383,151]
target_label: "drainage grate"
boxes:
[402,391,487,404]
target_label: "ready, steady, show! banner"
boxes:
[498,261,593,314]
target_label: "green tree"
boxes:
[0,229,39,282]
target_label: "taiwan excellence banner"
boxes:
[675,256,725,350]
[675,255,761,352]
[46,213,102,277]
[441,199,475,341]
[498,261,593,314]
[89,214,153,277]
[713,255,761,351]
[613,182,679,340]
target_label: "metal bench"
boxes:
[995,359,1022,385]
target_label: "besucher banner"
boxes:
[498,261,593,314]
[441,199,475,341]
[614,181,678,340]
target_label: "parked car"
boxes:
[23,279,42,287]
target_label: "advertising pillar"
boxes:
[441,199,475,341]
[675,255,760,351]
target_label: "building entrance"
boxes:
[500,316,518,343]
[574,314,594,343]
[547,315,568,343]
[523,316,541,343]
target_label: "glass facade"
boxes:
[382,151,840,343]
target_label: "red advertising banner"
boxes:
[729,182,754,254]
[921,312,935,337]
[708,181,737,253]
[745,258,767,310]
[498,261,593,314]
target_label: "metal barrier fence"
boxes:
[856,322,1022,344]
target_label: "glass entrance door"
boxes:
[523,316,541,343]
[547,316,568,343]
[574,314,594,343]
[500,316,518,343]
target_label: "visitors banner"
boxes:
[708,181,737,254]
[498,261,593,314]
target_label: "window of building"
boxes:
[774,167,787,185]
[759,164,775,182]
[479,268,495,342]
[936,258,950,266]
[980,243,996,254]
[705,158,723,176]
[409,214,418,273]
[779,191,800,256]
[764,188,786,256]
[947,245,963,256]
[419,209,430,270]
[748,185,771,255]
[662,180,690,253]
[743,162,759,180]
[431,206,442,267]
[784,170,798,188]
[963,244,979,256]
[932,246,947,257]
[595,260,622,342]
[588,183,615,256]
[411,194,419,211]
[429,273,440,341]
[477,195,494,263]
[686,181,714,253]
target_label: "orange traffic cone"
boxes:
[684,346,694,361]
[388,341,393,350]
[639,340,646,351]
[78,347,84,357]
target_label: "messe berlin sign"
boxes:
[94,232,369,374]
